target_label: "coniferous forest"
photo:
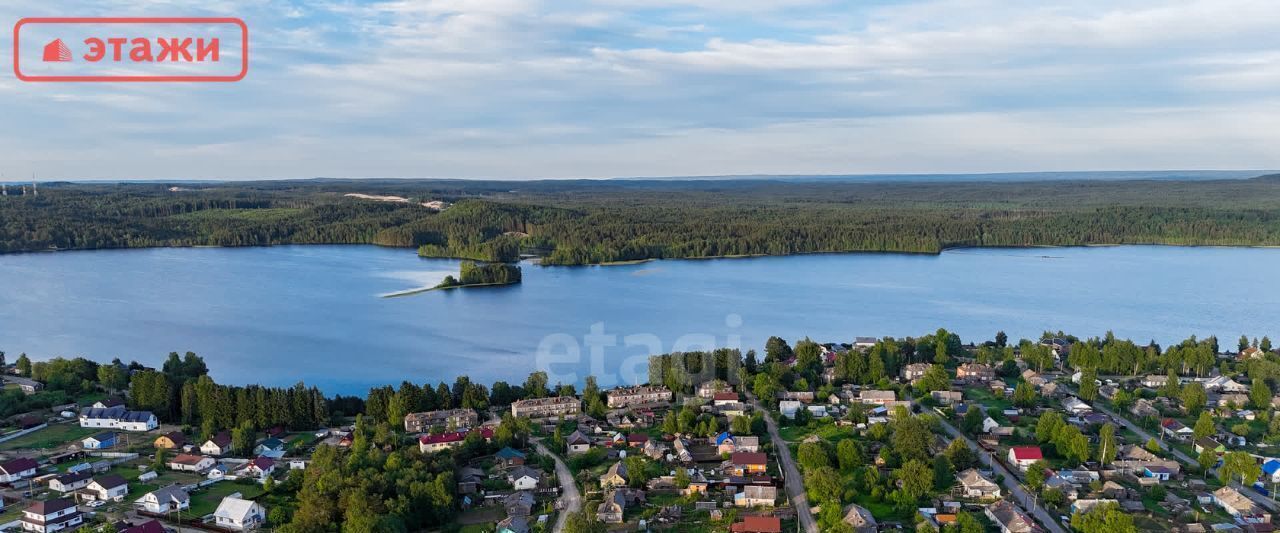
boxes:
[2,174,1280,265]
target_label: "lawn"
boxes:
[187,480,266,517]
[0,423,96,451]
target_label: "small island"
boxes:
[434,260,522,289]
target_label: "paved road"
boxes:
[1087,401,1196,464]
[745,392,818,533]
[936,417,1068,533]
[531,437,581,533]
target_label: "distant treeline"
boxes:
[4,175,1280,264]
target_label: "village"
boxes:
[0,333,1275,532]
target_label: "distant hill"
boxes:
[615,170,1275,183]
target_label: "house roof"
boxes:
[92,474,128,490]
[55,471,93,485]
[715,432,735,446]
[732,452,768,465]
[496,446,527,460]
[170,453,210,465]
[147,485,190,503]
[249,456,275,470]
[1010,447,1044,461]
[627,433,649,444]
[157,431,187,445]
[1264,460,1280,476]
[214,496,261,521]
[0,457,37,474]
[205,432,232,447]
[731,516,783,533]
[87,432,117,443]
[257,437,284,449]
[565,430,591,445]
[26,497,76,515]
[121,520,166,533]
[713,392,739,401]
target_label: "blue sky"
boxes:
[2,0,1279,180]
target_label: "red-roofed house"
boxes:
[1008,447,1043,471]
[0,457,38,483]
[729,452,769,476]
[626,434,649,447]
[731,516,783,533]
[239,456,276,479]
[418,427,495,454]
[713,392,740,405]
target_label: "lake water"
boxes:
[1,245,1276,396]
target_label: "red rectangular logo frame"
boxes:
[13,17,248,82]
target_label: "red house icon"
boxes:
[43,39,72,62]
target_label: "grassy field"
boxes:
[0,423,96,451]
[187,480,266,517]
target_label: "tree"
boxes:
[1145,438,1161,454]
[1241,335,1251,352]
[944,439,977,471]
[232,419,255,456]
[1097,423,1117,466]
[1078,368,1098,402]
[806,466,843,504]
[891,416,934,463]
[932,455,954,491]
[1024,460,1047,492]
[915,365,950,395]
[1264,336,1274,353]
[1182,382,1207,414]
[1197,448,1217,477]
[837,439,861,473]
[895,460,933,501]
[1012,382,1036,408]
[995,331,1008,348]
[797,442,831,472]
[1193,411,1215,441]
[523,371,549,399]
[1071,502,1136,533]
[1036,411,1064,443]
[1220,451,1262,485]
[15,354,30,377]
[1252,379,1272,410]
[764,336,792,363]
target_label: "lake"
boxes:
[1,245,1276,395]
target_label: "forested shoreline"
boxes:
[2,175,1279,265]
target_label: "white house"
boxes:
[982,417,1000,434]
[135,486,190,514]
[778,400,803,419]
[508,466,542,491]
[214,496,267,531]
[1062,397,1092,414]
[237,457,276,480]
[168,454,215,472]
[1008,447,1044,471]
[81,432,118,450]
[48,471,92,493]
[201,433,233,456]
[0,457,38,483]
[19,498,82,533]
[85,474,129,501]
[78,407,157,432]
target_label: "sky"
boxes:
[3,0,1280,180]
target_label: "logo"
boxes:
[14,17,248,82]
[42,38,71,62]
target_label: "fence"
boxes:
[0,423,48,443]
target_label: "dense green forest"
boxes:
[434,260,523,288]
[3,175,1279,265]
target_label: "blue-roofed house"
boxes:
[715,432,736,454]
[253,438,286,455]
[1264,459,1280,483]
[496,447,527,467]
[82,432,117,450]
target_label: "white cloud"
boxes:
[1,0,1279,179]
